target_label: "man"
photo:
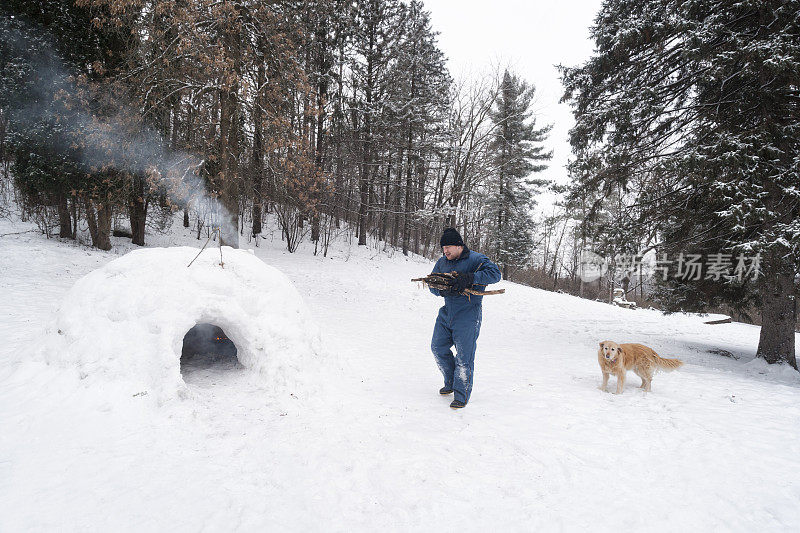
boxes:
[429,228,501,409]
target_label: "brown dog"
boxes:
[598,341,683,393]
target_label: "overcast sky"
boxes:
[423,0,604,201]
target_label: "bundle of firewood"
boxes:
[411,271,505,296]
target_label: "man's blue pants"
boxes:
[431,304,483,404]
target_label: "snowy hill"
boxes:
[1,215,799,531]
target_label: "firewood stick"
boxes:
[412,275,505,296]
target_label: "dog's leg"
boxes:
[634,367,646,388]
[644,367,654,392]
[614,371,625,394]
[599,372,609,392]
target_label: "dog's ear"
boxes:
[617,346,623,357]
[599,342,605,349]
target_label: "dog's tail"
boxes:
[654,354,683,371]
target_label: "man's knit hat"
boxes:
[440,227,465,247]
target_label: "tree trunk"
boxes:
[358,16,376,247]
[310,15,328,245]
[129,175,147,246]
[216,14,241,249]
[753,14,797,370]
[756,253,798,368]
[382,154,392,242]
[358,155,370,246]
[56,193,72,238]
[70,196,77,239]
[129,198,147,246]
[402,127,413,255]
[97,201,112,250]
[392,147,404,247]
[252,187,263,236]
[84,197,112,251]
[251,57,265,238]
[84,197,98,246]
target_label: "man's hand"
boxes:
[448,272,474,293]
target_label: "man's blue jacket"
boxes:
[429,247,502,306]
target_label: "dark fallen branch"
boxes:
[412,271,505,296]
[0,229,40,238]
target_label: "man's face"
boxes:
[442,245,463,261]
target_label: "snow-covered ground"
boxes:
[1,215,799,531]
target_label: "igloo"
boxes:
[44,246,321,399]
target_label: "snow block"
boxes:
[43,246,322,399]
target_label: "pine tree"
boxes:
[2,0,135,249]
[392,0,450,255]
[561,0,800,368]
[351,0,402,246]
[488,70,552,279]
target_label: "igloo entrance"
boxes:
[180,323,242,376]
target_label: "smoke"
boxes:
[0,14,238,245]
